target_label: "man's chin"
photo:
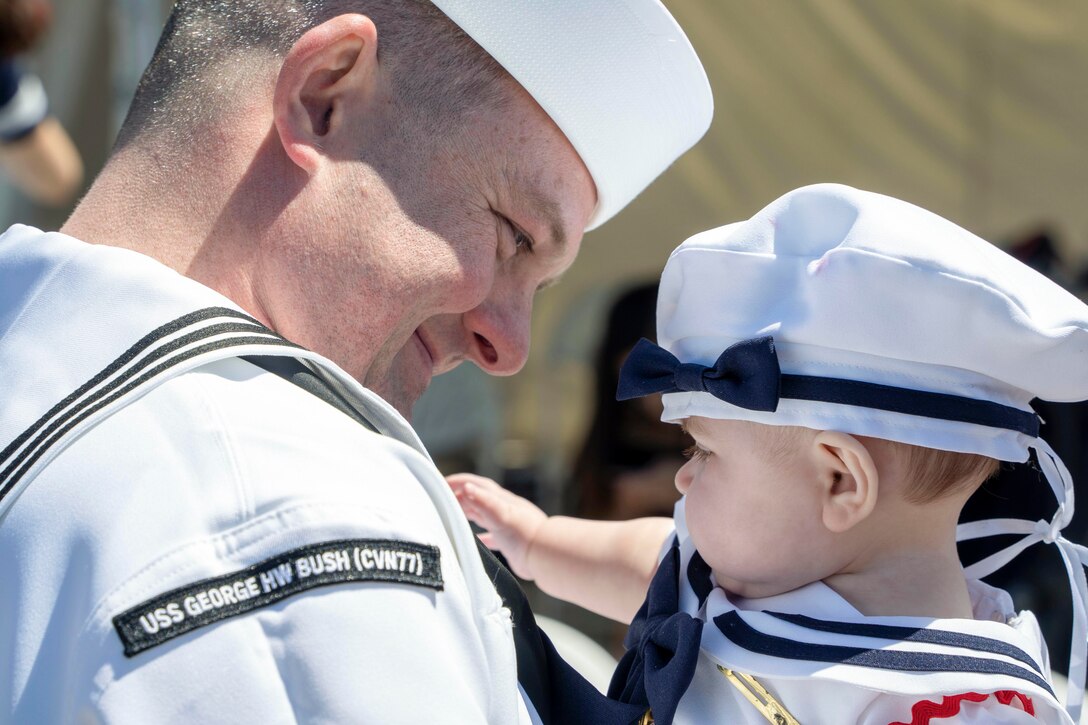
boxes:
[366,375,430,422]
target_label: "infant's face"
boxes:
[676,417,833,599]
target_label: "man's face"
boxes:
[265,77,596,417]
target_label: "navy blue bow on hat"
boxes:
[617,336,782,411]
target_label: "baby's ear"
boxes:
[811,432,879,533]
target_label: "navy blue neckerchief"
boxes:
[608,537,707,725]
[246,355,647,725]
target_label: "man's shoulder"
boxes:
[0,225,447,547]
[1,353,469,639]
[83,355,441,520]
[2,348,446,574]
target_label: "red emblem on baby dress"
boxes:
[889,690,1035,725]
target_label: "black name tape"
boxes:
[113,538,443,657]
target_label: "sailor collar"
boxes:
[0,225,429,518]
[663,500,1064,714]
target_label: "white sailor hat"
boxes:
[618,182,1088,721]
[429,0,713,231]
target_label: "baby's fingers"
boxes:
[447,472,502,495]
[466,479,518,521]
[447,475,505,527]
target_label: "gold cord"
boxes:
[717,666,801,725]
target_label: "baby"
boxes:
[449,184,1088,724]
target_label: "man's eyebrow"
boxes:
[525,189,567,253]
[504,169,569,253]
[509,182,572,293]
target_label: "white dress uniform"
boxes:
[663,502,1071,725]
[0,225,538,723]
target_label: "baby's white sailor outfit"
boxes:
[610,502,1069,724]
[0,225,538,723]
[611,183,1088,724]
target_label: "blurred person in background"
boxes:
[544,282,690,659]
[572,282,688,521]
[0,0,82,206]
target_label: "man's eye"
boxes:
[499,214,534,254]
[512,226,534,253]
[683,444,710,462]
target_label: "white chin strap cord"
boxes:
[957,438,1088,722]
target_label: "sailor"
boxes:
[0,1,712,721]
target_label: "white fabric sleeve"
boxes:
[5,362,525,722]
[859,691,1051,725]
[91,575,496,722]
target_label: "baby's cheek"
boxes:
[707,521,797,589]
[689,511,746,570]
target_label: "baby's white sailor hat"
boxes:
[618,182,1088,721]
[429,0,712,231]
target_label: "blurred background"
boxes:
[5,0,1088,682]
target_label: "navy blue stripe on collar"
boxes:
[714,611,1054,696]
[765,611,1043,675]
[0,308,294,505]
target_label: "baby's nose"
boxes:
[674,460,694,494]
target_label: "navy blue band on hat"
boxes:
[778,374,1040,436]
[617,337,1040,437]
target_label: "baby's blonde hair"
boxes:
[756,422,999,504]
[893,442,1000,504]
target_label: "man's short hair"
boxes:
[114,0,510,151]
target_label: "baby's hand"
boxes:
[446,473,547,580]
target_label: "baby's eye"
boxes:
[683,444,710,462]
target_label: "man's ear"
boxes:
[272,14,380,174]
[812,431,879,534]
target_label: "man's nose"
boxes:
[464,297,532,376]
